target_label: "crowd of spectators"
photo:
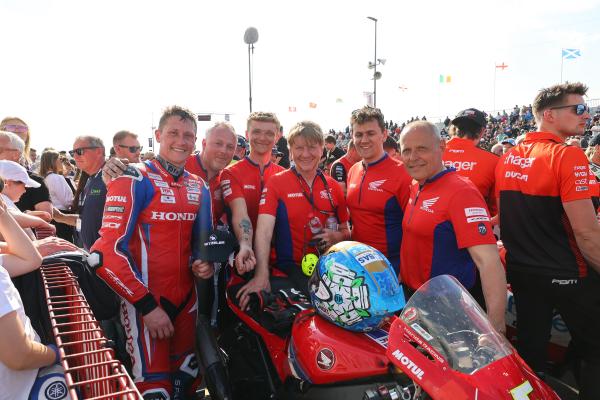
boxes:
[321,104,600,161]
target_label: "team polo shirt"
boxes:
[259,169,349,267]
[401,169,496,290]
[221,157,284,228]
[443,137,499,215]
[496,131,600,278]
[346,154,412,273]
[330,155,356,186]
[185,153,224,226]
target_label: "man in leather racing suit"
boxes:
[90,106,214,399]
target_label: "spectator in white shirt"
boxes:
[0,194,56,400]
[40,149,74,211]
[0,161,55,240]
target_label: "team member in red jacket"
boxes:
[399,121,506,334]
[443,108,499,215]
[221,112,284,273]
[496,82,600,398]
[237,121,350,309]
[346,106,412,274]
[90,106,214,398]
[185,122,237,227]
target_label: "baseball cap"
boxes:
[452,108,487,128]
[271,146,283,157]
[501,138,516,146]
[237,135,247,148]
[590,134,600,147]
[0,161,40,187]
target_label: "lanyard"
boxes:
[291,166,337,218]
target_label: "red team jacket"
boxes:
[346,154,412,273]
[400,169,496,290]
[221,157,284,229]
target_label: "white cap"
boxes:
[0,160,41,188]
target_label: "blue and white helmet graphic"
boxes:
[308,241,405,332]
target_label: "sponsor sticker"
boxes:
[161,195,176,204]
[147,172,162,180]
[103,214,122,220]
[102,222,121,229]
[106,195,127,203]
[154,180,169,188]
[160,188,174,196]
[287,193,303,198]
[243,184,256,190]
[444,160,477,171]
[575,186,588,192]
[464,207,487,217]
[355,250,383,267]
[411,323,434,341]
[188,193,200,202]
[106,206,124,213]
[467,216,490,223]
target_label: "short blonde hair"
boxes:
[246,112,280,132]
[287,121,324,147]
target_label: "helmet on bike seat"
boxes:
[308,241,405,332]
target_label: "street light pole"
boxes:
[367,17,377,107]
[244,27,259,113]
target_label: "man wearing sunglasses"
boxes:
[496,82,600,399]
[54,136,106,250]
[112,130,142,163]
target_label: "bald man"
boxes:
[399,121,506,334]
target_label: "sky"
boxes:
[2,0,600,152]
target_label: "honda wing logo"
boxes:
[368,179,386,192]
[420,197,439,213]
[316,348,335,370]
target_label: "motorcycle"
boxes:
[387,275,561,399]
[197,269,566,400]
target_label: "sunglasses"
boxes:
[1,124,29,133]
[117,144,143,153]
[550,103,589,116]
[69,146,99,157]
[0,147,20,153]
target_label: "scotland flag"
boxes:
[562,48,581,59]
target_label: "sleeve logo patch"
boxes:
[464,207,488,217]
[478,223,488,235]
[467,216,490,223]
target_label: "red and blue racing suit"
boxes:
[90,159,212,398]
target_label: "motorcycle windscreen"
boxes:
[399,274,513,375]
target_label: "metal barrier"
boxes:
[40,261,141,400]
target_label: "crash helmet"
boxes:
[308,241,405,332]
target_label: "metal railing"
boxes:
[41,261,141,400]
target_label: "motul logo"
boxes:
[391,349,424,380]
[151,211,195,221]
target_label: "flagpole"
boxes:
[493,64,497,113]
[560,48,564,83]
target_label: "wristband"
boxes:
[47,343,60,364]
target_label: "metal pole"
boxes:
[248,44,253,113]
[493,65,497,113]
[373,19,377,107]
[560,50,564,84]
